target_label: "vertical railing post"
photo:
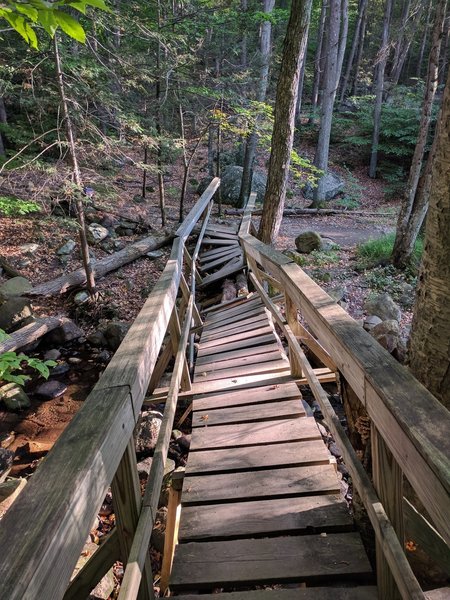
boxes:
[284,292,303,378]
[372,423,404,600]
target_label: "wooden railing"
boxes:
[239,194,450,600]
[0,178,220,600]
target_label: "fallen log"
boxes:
[0,316,63,353]
[225,207,394,217]
[28,232,174,296]
[91,203,155,231]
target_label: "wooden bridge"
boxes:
[0,181,449,600]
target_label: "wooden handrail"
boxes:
[0,183,218,600]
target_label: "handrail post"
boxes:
[284,291,303,378]
[372,423,404,600]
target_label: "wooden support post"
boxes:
[184,247,202,285]
[372,423,404,600]
[168,307,192,392]
[284,292,303,378]
[179,273,202,327]
[147,338,173,396]
[111,441,154,600]
[160,470,184,594]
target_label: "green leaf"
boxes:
[37,9,57,37]
[54,10,85,42]
[3,13,30,44]
[25,22,38,49]
[14,4,39,22]
[84,0,111,11]
[68,2,87,14]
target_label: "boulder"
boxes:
[44,318,84,345]
[43,349,61,361]
[56,240,76,256]
[303,171,345,201]
[87,329,107,347]
[364,293,401,322]
[35,380,67,400]
[328,286,346,302]
[135,410,163,455]
[200,166,267,207]
[103,321,130,351]
[0,383,31,411]
[370,319,400,354]
[87,223,109,243]
[19,243,39,255]
[295,231,322,253]
[363,315,383,331]
[74,291,90,305]
[0,276,32,299]
[0,297,33,332]
[0,448,14,480]
[397,282,415,309]
[146,250,164,259]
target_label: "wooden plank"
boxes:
[205,298,263,324]
[196,349,283,372]
[173,588,378,600]
[203,230,238,240]
[195,359,289,383]
[196,333,276,358]
[179,494,353,541]
[202,311,267,336]
[425,589,450,600]
[185,439,328,474]
[195,342,280,366]
[190,417,321,451]
[192,380,301,411]
[176,178,219,241]
[205,223,237,234]
[200,248,242,271]
[200,257,244,287]
[203,307,266,332]
[199,245,240,261]
[182,464,340,505]
[201,315,269,342]
[201,293,257,314]
[202,238,239,246]
[187,370,293,396]
[198,325,273,350]
[192,398,304,426]
[170,532,373,589]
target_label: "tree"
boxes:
[392,0,447,268]
[339,0,368,105]
[310,0,328,117]
[310,0,347,207]
[258,0,313,244]
[408,66,450,409]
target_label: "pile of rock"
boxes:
[363,292,407,361]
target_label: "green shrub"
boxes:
[335,165,362,209]
[356,233,423,268]
[0,330,56,386]
[0,195,40,217]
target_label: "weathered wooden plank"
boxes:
[195,359,289,383]
[203,308,266,333]
[202,312,267,337]
[190,417,321,451]
[182,464,340,505]
[196,333,276,358]
[196,349,284,373]
[176,178,219,241]
[203,230,238,240]
[188,370,293,396]
[195,342,281,366]
[200,257,244,287]
[204,298,263,324]
[192,398,304,427]
[201,293,257,314]
[200,248,242,271]
[198,325,273,350]
[199,245,240,261]
[172,588,378,600]
[205,223,237,234]
[170,533,373,589]
[179,494,353,541]
[201,316,270,342]
[185,439,328,475]
[192,380,301,411]
[202,238,239,246]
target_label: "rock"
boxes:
[397,282,415,308]
[164,458,176,476]
[44,349,61,361]
[295,231,322,253]
[151,528,165,553]
[0,477,26,517]
[328,286,346,302]
[35,380,67,400]
[177,434,191,450]
[87,223,109,243]
[146,250,164,259]
[113,240,126,251]
[363,315,383,331]
[68,357,82,365]
[303,171,345,201]
[0,448,14,480]
[117,221,137,232]
[19,243,39,255]
[97,350,111,363]
[44,318,83,345]
[51,363,70,376]
[56,239,76,255]
[321,237,336,250]
[0,276,32,299]
[328,442,342,458]
[133,194,146,204]
[364,293,401,322]
[137,456,153,477]
[135,410,163,455]
[0,383,31,411]
[104,321,130,351]
[0,297,33,332]
[201,166,267,206]
[87,330,107,347]
[0,478,25,503]
[370,319,400,354]
[100,215,119,230]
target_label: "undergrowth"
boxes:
[0,195,40,217]
[356,233,423,269]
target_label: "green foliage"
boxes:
[356,233,423,268]
[335,165,362,209]
[0,330,56,386]
[380,163,407,199]
[0,195,40,216]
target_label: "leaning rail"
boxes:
[239,193,450,600]
[0,178,220,600]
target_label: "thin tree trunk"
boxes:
[241,0,248,67]
[207,124,215,177]
[369,0,393,178]
[311,0,328,115]
[409,67,450,409]
[438,9,450,85]
[391,0,425,87]
[416,1,432,79]
[258,0,313,244]
[311,0,346,207]
[392,0,447,268]
[238,0,275,208]
[337,0,349,88]
[339,0,368,104]
[351,6,367,96]
[390,0,412,82]
[53,36,96,296]
[0,97,6,156]
[156,0,166,227]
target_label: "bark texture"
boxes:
[257,0,312,244]
[409,68,450,409]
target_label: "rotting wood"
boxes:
[28,232,174,296]
[0,316,63,353]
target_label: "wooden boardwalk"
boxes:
[170,294,377,597]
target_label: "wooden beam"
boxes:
[0,316,63,353]
[175,178,220,241]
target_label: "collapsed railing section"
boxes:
[0,178,220,600]
[239,193,450,600]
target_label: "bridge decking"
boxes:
[170,294,377,597]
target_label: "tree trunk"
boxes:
[311,0,328,115]
[438,8,450,85]
[311,0,346,207]
[337,0,349,90]
[0,97,7,156]
[390,0,425,87]
[241,0,248,67]
[351,5,367,96]
[416,0,432,79]
[339,0,368,104]
[53,36,96,296]
[392,0,447,268]
[0,317,64,354]
[390,0,412,83]
[156,0,166,227]
[409,67,450,409]
[295,18,310,122]
[369,0,393,178]
[258,0,313,244]
[238,0,275,209]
